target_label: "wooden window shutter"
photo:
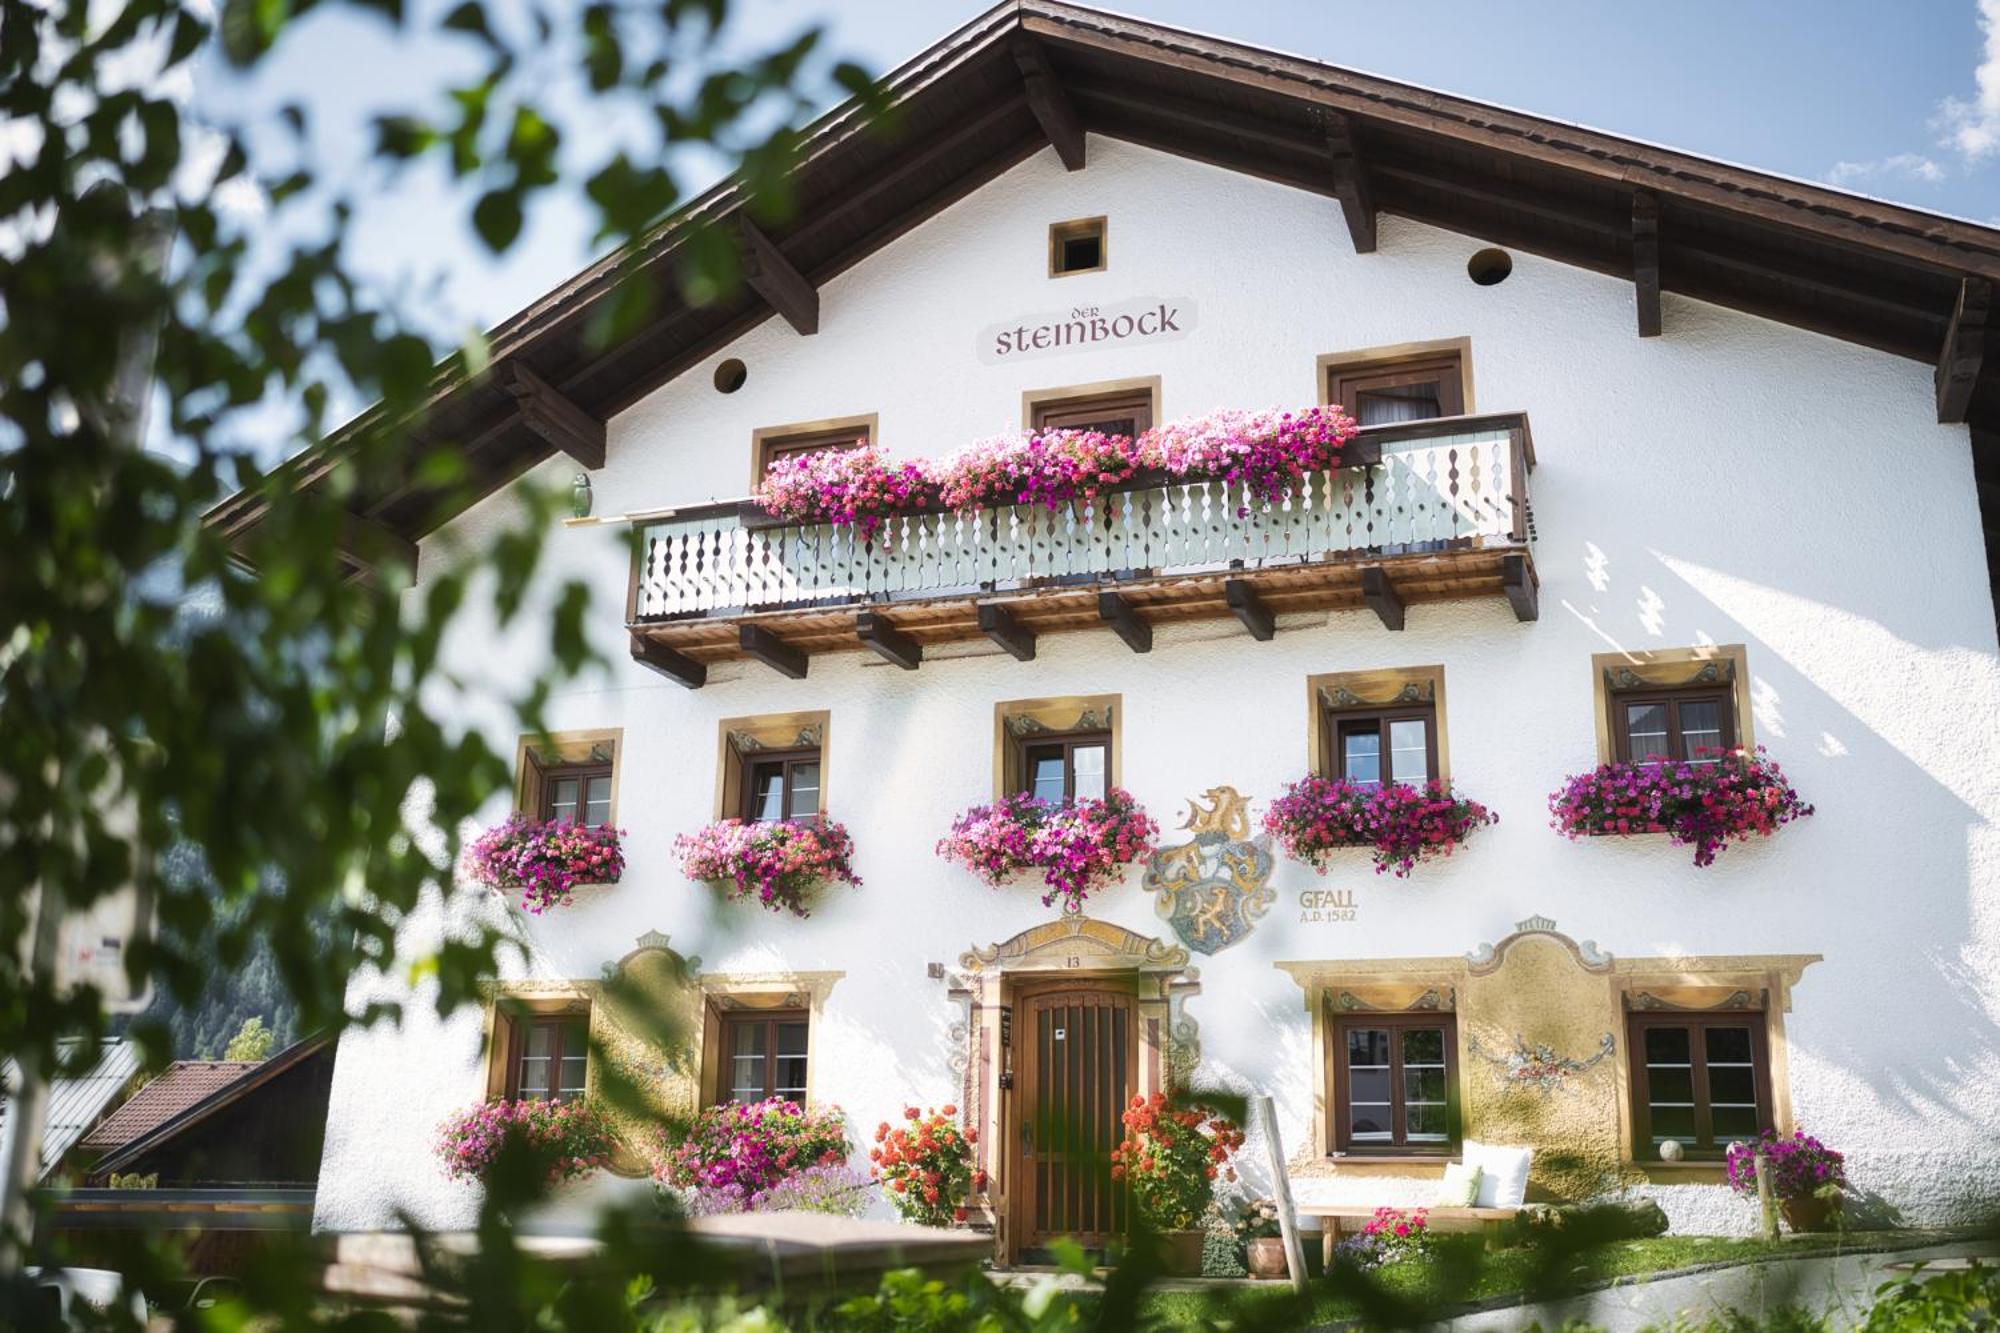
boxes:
[518,746,547,817]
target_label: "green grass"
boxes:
[1135,1232,1893,1330]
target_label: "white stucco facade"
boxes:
[313,138,2000,1242]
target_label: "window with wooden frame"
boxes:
[1593,647,1751,767]
[716,1008,811,1103]
[1308,667,1448,787]
[1321,343,1472,429]
[487,999,593,1104]
[995,695,1119,803]
[750,415,875,485]
[1048,216,1106,277]
[1330,1011,1458,1156]
[516,730,621,827]
[1023,378,1157,438]
[717,712,829,822]
[1628,1012,1772,1161]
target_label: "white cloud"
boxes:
[1937,0,2000,160]
[1827,153,1947,186]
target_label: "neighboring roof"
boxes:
[207,0,2000,596]
[77,1060,259,1155]
[0,1039,141,1180]
[86,1032,332,1178]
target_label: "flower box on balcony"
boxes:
[463,814,625,914]
[675,817,861,918]
[1548,747,1813,867]
[935,787,1158,914]
[1263,775,1497,877]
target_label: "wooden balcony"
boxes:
[626,414,1538,687]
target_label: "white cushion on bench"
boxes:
[1461,1141,1532,1208]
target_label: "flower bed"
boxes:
[1726,1128,1846,1203]
[656,1098,851,1211]
[463,814,625,914]
[1109,1094,1244,1232]
[751,404,1360,535]
[870,1104,984,1228]
[1331,1206,1431,1270]
[435,1097,612,1186]
[935,788,1158,913]
[1263,775,1497,877]
[1548,747,1813,867]
[675,818,861,918]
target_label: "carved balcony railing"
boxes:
[626,413,1536,687]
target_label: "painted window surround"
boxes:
[1592,644,1755,765]
[1305,666,1450,784]
[992,693,1122,801]
[714,710,831,821]
[696,971,843,1110]
[747,413,877,490]
[1316,336,1476,414]
[514,728,623,825]
[1019,375,1160,433]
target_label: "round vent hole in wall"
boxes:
[1467,248,1513,287]
[714,358,748,393]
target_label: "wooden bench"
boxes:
[1299,1204,1521,1265]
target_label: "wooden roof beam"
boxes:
[1014,40,1086,170]
[856,610,921,670]
[977,602,1036,661]
[737,217,820,336]
[336,510,418,579]
[1323,111,1377,254]
[1633,191,1662,338]
[630,637,706,690]
[1938,277,1992,424]
[1097,591,1152,653]
[740,623,808,678]
[501,362,606,470]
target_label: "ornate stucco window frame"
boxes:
[1590,644,1753,765]
[1303,665,1450,784]
[695,970,844,1110]
[513,727,624,824]
[992,694,1121,800]
[714,710,831,821]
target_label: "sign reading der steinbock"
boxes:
[977,296,1197,365]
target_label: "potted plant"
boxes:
[435,1097,613,1187]
[869,1103,985,1228]
[1232,1197,1287,1279]
[674,818,861,918]
[1263,775,1497,877]
[1330,1207,1432,1270]
[463,814,626,914]
[935,788,1158,913]
[654,1097,851,1213]
[1726,1129,1847,1232]
[1109,1094,1244,1275]
[1548,746,1813,867]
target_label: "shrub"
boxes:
[656,1098,851,1210]
[675,818,861,918]
[1263,775,1497,877]
[435,1097,612,1186]
[869,1103,983,1228]
[935,787,1157,913]
[1726,1128,1846,1203]
[464,814,626,913]
[1548,747,1813,867]
[1108,1094,1243,1232]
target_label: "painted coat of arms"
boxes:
[1142,786,1275,955]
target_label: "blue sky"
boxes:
[193,0,2000,350]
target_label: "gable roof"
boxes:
[76,1059,260,1155]
[84,1033,331,1178]
[0,1039,141,1180]
[208,1,2000,599]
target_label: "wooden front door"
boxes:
[1013,982,1136,1259]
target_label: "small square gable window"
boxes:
[1049,216,1106,277]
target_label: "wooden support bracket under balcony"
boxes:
[1224,578,1275,641]
[856,611,921,670]
[631,637,706,689]
[1502,553,1539,622]
[1361,566,1405,631]
[740,623,809,678]
[1098,591,1152,653]
[978,602,1037,661]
